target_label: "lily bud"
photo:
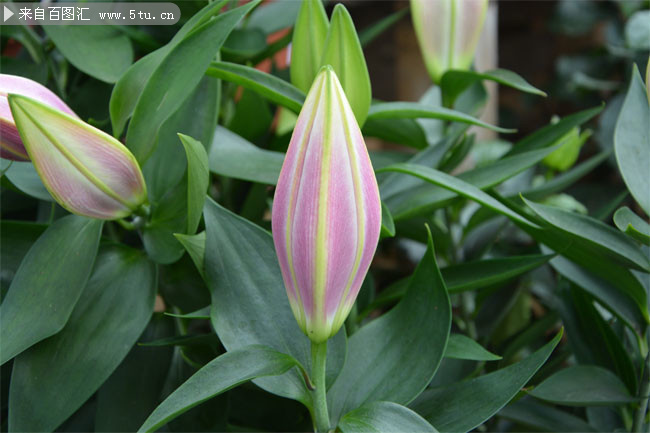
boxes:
[411,0,488,83]
[8,94,147,220]
[272,66,381,343]
[1,74,77,161]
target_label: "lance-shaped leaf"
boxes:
[614,64,650,215]
[411,0,488,83]
[8,95,147,219]
[0,215,102,365]
[326,226,451,425]
[320,4,372,126]
[338,401,437,433]
[178,134,209,235]
[291,0,329,93]
[528,366,636,406]
[614,207,650,245]
[138,346,303,432]
[1,74,77,161]
[411,331,563,431]
[272,66,382,343]
[440,68,546,107]
[523,197,650,272]
[110,0,229,137]
[126,1,260,162]
[9,245,156,432]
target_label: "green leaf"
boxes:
[556,286,638,393]
[499,398,598,432]
[614,207,650,245]
[227,88,273,141]
[359,8,409,47]
[43,26,132,83]
[203,198,346,405]
[385,146,561,220]
[614,65,650,215]
[523,198,650,272]
[174,231,206,278]
[379,163,535,227]
[370,150,412,170]
[0,216,102,365]
[362,117,429,149]
[4,161,53,202]
[143,75,219,202]
[520,151,610,200]
[110,0,228,137]
[9,245,156,432]
[157,257,210,317]
[339,401,437,433]
[518,214,649,325]
[320,4,372,125]
[110,50,166,138]
[442,254,554,293]
[380,202,396,238]
[247,0,302,34]
[178,134,209,234]
[549,253,646,334]
[137,345,301,432]
[444,334,501,361]
[139,334,218,348]
[368,102,515,134]
[360,254,553,320]
[0,221,45,294]
[95,315,175,432]
[506,105,603,156]
[290,0,329,93]
[415,86,445,146]
[0,158,12,176]
[327,227,451,425]
[164,306,210,320]
[207,61,305,113]
[379,132,463,203]
[126,1,259,162]
[528,366,636,406]
[208,126,285,184]
[410,331,562,432]
[222,28,267,61]
[142,181,186,264]
[441,69,546,108]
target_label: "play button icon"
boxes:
[4,6,14,22]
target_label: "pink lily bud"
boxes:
[1,74,77,161]
[411,0,489,83]
[272,66,381,343]
[8,94,147,220]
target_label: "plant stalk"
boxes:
[311,340,330,433]
[632,351,650,432]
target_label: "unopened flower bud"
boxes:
[272,66,381,343]
[411,0,488,83]
[8,94,147,220]
[1,74,77,161]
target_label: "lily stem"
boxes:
[115,218,136,231]
[311,340,330,433]
[632,351,650,432]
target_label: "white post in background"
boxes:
[473,0,499,143]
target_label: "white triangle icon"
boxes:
[4,6,14,22]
